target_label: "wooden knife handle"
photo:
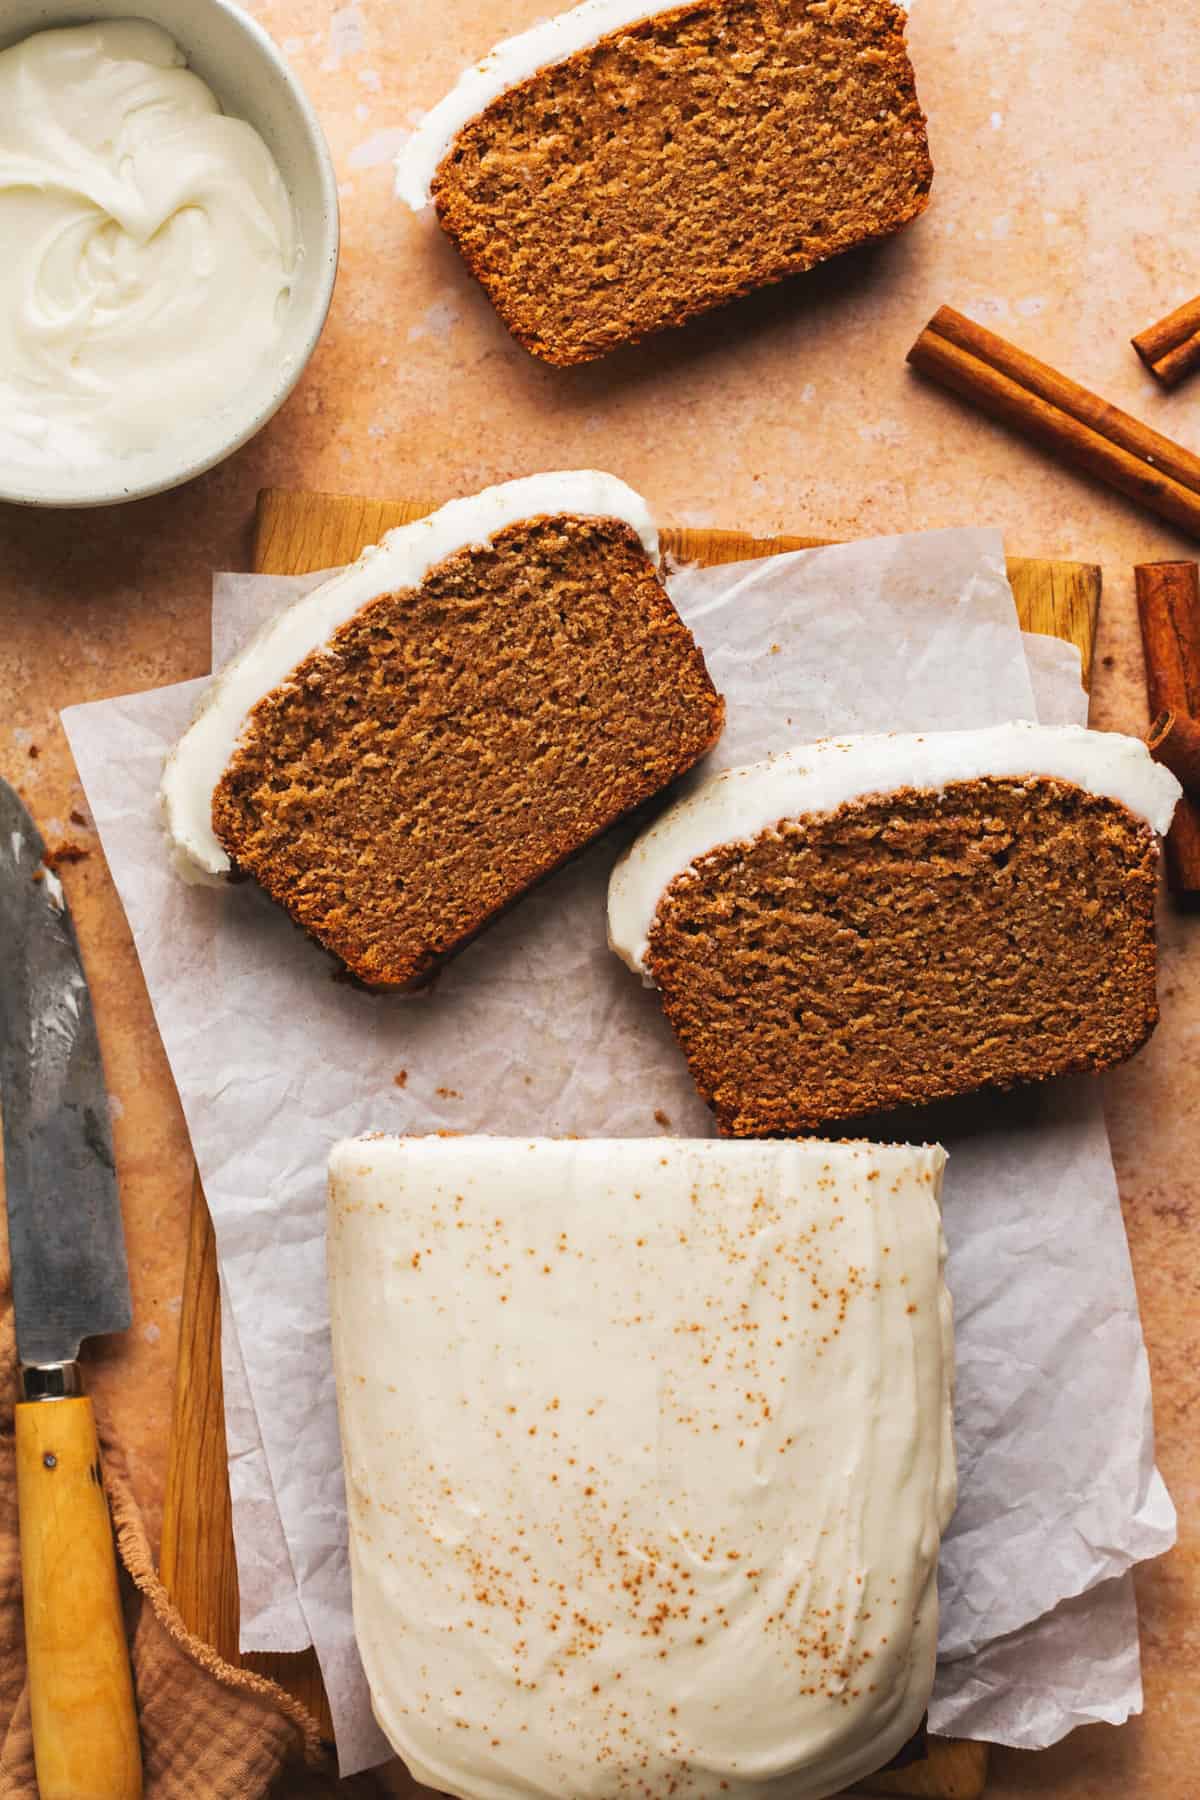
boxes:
[15,1396,143,1800]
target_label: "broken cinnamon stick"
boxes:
[1135,561,1200,892]
[1132,293,1200,390]
[1146,709,1200,798]
[907,306,1200,539]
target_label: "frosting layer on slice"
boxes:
[608,723,1181,976]
[328,1134,955,1800]
[161,470,657,881]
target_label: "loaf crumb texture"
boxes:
[432,0,932,364]
[213,516,723,987]
[646,778,1160,1133]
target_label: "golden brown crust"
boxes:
[212,516,724,988]
[431,0,932,365]
[645,777,1160,1133]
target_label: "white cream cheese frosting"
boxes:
[608,723,1182,977]
[0,21,297,468]
[395,0,911,211]
[160,471,658,882]
[328,1134,956,1800]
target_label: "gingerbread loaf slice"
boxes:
[396,0,932,366]
[161,472,723,988]
[608,725,1180,1134]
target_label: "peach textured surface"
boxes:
[0,0,1196,1794]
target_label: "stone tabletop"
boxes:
[1,0,1196,1793]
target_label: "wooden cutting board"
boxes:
[159,486,1102,1798]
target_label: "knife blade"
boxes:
[0,779,132,1367]
[0,777,142,1800]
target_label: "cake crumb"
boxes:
[653,1109,672,1128]
[431,0,932,366]
[27,744,39,759]
[394,1071,408,1089]
[648,775,1159,1131]
[437,1086,461,1100]
[211,514,722,986]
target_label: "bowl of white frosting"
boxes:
[0,3,339,507]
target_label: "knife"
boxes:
[0,780,142,1800]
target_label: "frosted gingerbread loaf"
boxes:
[395,0,933,366]
[161,472,723,988]
[608,724,1181,1134]
[328,1134,955,1800]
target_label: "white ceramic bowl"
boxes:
[0,1,339,508]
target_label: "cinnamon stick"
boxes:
[907,306,1200,539]
[1132,293,1200,390]
[1135,561,1200,892]
[1146,708,1200,798]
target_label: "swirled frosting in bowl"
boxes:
[0,20,299,486]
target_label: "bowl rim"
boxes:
[0,0,340,510]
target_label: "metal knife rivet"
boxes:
[42,1452,57,1471]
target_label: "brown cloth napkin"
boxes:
[0,1251,340,1800]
